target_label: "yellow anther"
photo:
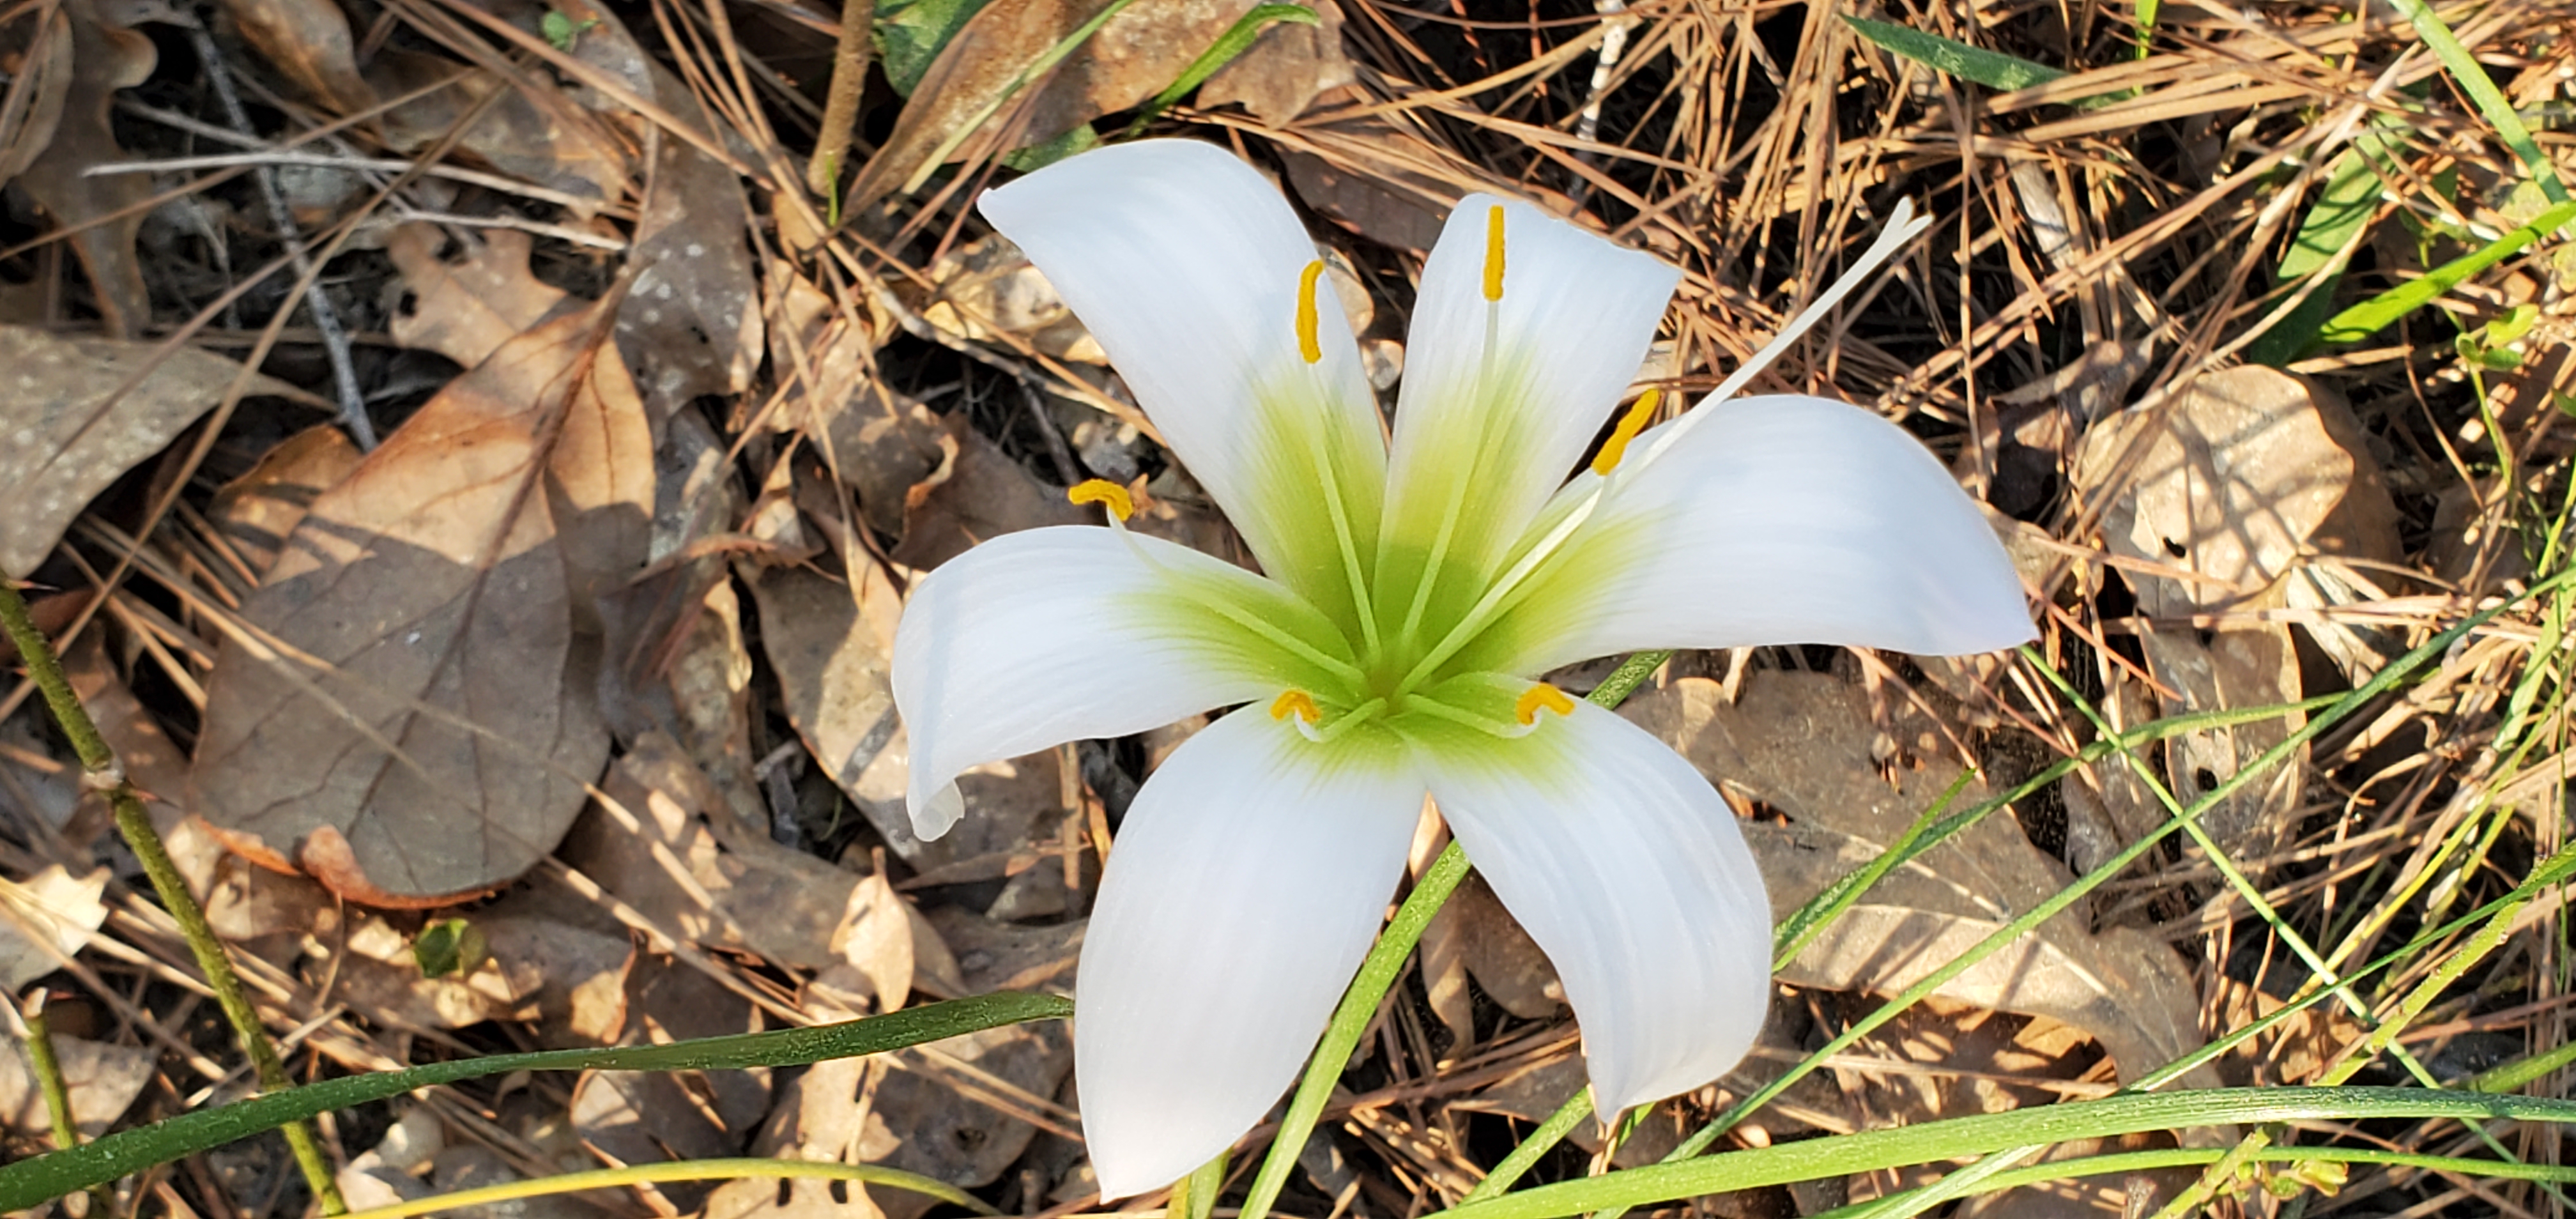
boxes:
[1270,689,1322,724]
[1590,388,1662,475]
[1067,479,1134,522]
[1296,260,1326,364]
[1482,204,1506,302]
[1514,682,1575,726]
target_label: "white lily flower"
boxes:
[892,139,2032,1198]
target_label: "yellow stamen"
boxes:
[1590,388,1662,475]
[1482,205,1506,302]
[1296,260,1326,364]
[1067,479,1133,521]
[1514,682,1575,726]
[1269,689,1321,724]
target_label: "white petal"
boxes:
[1376,196,1678,615]
[1076,710,1423,1197]
[891,525,1346,840]
[1423,702,1770,1115]
[979,141,1387,625]
[1459,395,2035,677]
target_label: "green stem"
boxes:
[0,579,346,1213]
[24,1005,79,1154]
[1172,1149,1227,1219]
[1461,1088,1593,1203]
[0,993,1072,1208]
[19,1004,111,1219]
[1240,840,1470,1219]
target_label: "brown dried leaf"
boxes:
[825,390,951,542]
[385,224,571,369]
[0,328,301,578]
[1282,118,1452,254]
[862,1023,1071,1219]
[597,411,765,835]
[1624,673,2226,1110]
[1464,1055,1692,1169]
[573,958,769,1213]
[887,412,1084,570]
[2073,366,2398,859]
[0,7,74,188]
[518,2,761,419]
[0,1029,150,1137]
[617,122,760,420]
[562,732,850,969]
[747,559,907,839]
[0,864,107,989]
[848,0,1280,211]
[760,271,950,539]
[218,0,375,113]
[712,1055,894,1219]
[190,302,652,903]
[1841,1002,2126,1209]
[917,235,1103,364]
[367,49,627,210]
[208,425,365,579]
[833,871,914,1013]
[329,892,634,1037]
[13,0,154,336]
[1197,0,1353,125]
[1421,872,1560,1041]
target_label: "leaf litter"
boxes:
[0,1,2568,1216]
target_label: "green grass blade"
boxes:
[1125,4,1319,135]
[2246,128,2397,365]
[1239,841,1469,1219]
[1843,16,2064,91]
[1440,1089,2576,1219]
[2319,197,2576,343]
[1242,653,1671,1219]
[2379,0,2566,203]
[2476,1039,2576,1094]
[1805,1145,2576,1218]
[0,992,1073,1209]
[1460,1088,1593,1203]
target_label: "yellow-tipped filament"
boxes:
[1067,479,1134,521]
[1590,388,1662,475]
[1514,682,1575,726]
[1482,205,1506,301]
[1296,261,1326,364]
[1270,689,1322,724]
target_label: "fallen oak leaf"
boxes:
[0,326,307,578]
[2072,366,2399,861]
[1624,673,2228,1114]
[13,0,157,337]
[0,4,74,188]
[218,0,376,114]
[385,223,572,369]
[188,293,653,905]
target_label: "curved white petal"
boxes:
[1076,711,1423,1198]
[980,141,1386,626]
[1423,702,1770,1115]
[1459,395,2035,677]
[891,525,1347,839]
[1375,195,1678,625]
